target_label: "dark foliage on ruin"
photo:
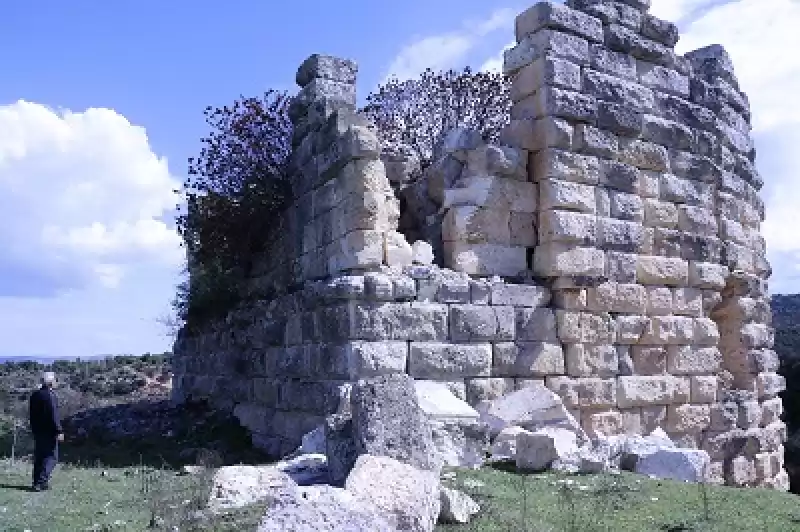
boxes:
[173,69,512,328]
[362,67,511,179]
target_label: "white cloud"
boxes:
[480,41,516,73]
[0,100,183,295]
[673,0,800,292]
[650,0,719,23]
[384,7,517,82]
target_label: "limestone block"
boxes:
[384,231,413,268]
[575,124,618,158]
[515,2,604,43]
[443,206,511,245]
[540,178,597,213]
[642,405,668,433]
[583,69,655,112]
[646,286,672,315]
[615,315,649,344]
[595,187,611,217]
[587,282,646,313]
[635,449,711,484]
[605,24,673,65]
[642,116,693,152]
[688,262,728,290]
[553,288,588,310]
[491,283,551,307]
[517,308,559,342]
[606,251,638,283]
[673,288,703,317]
[504,29,590,75]
[346,341,409,378]
[539,210,598,245]
[364,273,394,301]
[690,376,718,404]
[598,217,644,252]
[444,241,527,277]
[738,401,762,430]
[610,191,644,222]
[619,139,670,172]
[409,343,493,379]
[412,241,434,265]
[631,346,667,375]
[514,86,597,123]
[641,13,679,46]
[436,277,471,304]
[667,346,721,375]
[584,410,623,438]
[588,43,637,80]
[493,342,566,377]
[534,243,606,277]
[638,64,689,98]
[667,404,711,433]
[694,318,720,347]
[450,305,514,342]
[678,206,718,236]
[617,376,691,407]
[600,160,640,193]
[500,117,573,152]
[349,302,449,342]
[532,149,601,185]
[710,403,738,432]
[510,212,537,247]
[636,256,688,286]
[556,311,615,344]
[757,373,786,400]
[620,408,643,435]
[565,343,619,377]
[761,398,783,426]
[516,428,581,472]
[643,198,678,228]
[512,56,582,102]
[443,176,536,213]
[466,378,515,405]
[727,456,756,487]
[470,280,491,305]
[546,376,617,408]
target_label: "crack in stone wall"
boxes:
[172,0,787,490]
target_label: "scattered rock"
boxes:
[412,241,435,265]
[274,453,329,486]
[489,426,532,463]
[346,454,441,532]
[439,487,480,524]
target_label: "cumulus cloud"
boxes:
[0,101,183,296]
[384,7,517,82]
[673,0,800,292]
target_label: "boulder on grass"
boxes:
[258,484,392,532]
[207,466,298,512]
[439,487,480,524]
[477,386,586,442]
[516,427,580,473]
[635,448,711,483]
[346,454,441,532]
[617,428,676,471]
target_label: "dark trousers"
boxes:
[32,435,58,487]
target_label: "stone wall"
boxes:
[173,0,787,490]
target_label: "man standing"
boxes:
[28,371,64,492]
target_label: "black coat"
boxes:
[29,386,63,438]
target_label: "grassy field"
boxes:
[0,459,264,532]
[441,467,800,532]
[2,458,800,532]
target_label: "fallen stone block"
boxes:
[439,487,481,524]
[477,385,587,442]
[208,466,299,512]
[516,427,580,472]
[635,448,711,483]
[258,484,392,532]
[489,426,533,463]
[273,454,329,486]
[346,454,441,532]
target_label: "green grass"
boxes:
[0,459,264,532]
[438,467,800,532]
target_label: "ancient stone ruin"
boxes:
[172,0,788,490]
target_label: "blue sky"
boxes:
[0,0,798,358]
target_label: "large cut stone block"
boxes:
[540,179,597,213]
[450,305,515,342]
[546,376,617,408]
[534,243,606,277]
[511,56,582,101]
[444,241,528,277]
[516,2,604,43]
[532,149,601,185]
[491,283,552,307]
[637,256,689,286]
[493,342,565,377]
[505,29,590,75]
[351,374,439,471]
[617,376,691,407]
[409,343,493,379]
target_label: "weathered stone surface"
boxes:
[208,466,299,512]
[439,488,481,525]
[409,343,492,379]
[477,385,586,441]
[516,427,580,472]
[351,374,439,471]
[516,2,604,44]
[296,54,358,87]
[346,455,441,532]
[635,449,711,483]
[257,484,392,532]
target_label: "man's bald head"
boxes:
[41,372,56,388]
